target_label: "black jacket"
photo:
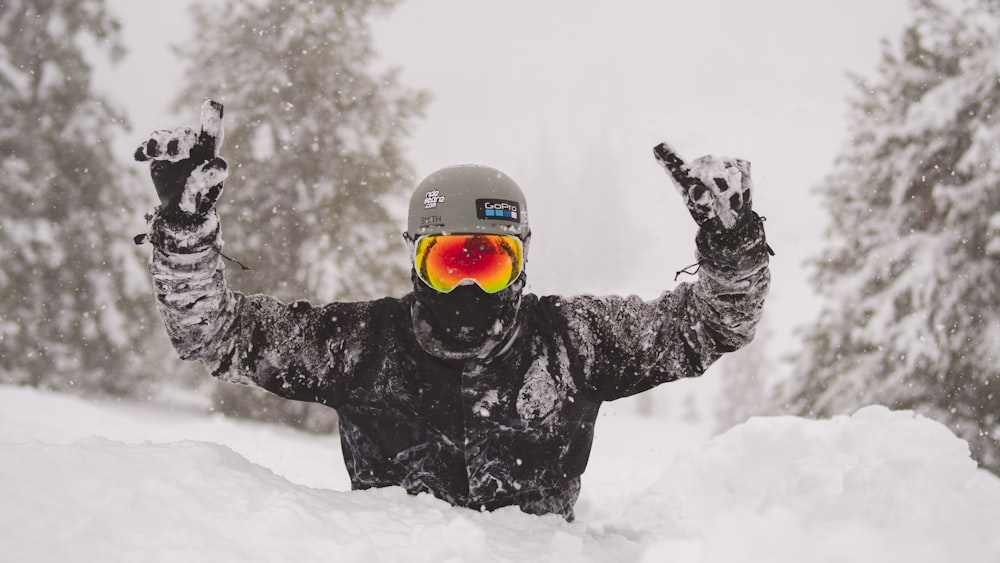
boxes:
[147,211,770,520]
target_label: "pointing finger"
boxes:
[198,100,225,157]
[652,142,687,182]
[653,142,709,200]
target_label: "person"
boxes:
[136,100,771,521]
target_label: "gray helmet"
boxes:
[406,164,530,240]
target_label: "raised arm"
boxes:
[553,143,771,401]
[135,101,366,407]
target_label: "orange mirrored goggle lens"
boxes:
[414,234,524,294]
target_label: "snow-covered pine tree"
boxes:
[785,0,1000,473]
[169,0,427,430]
[0,0,157,395]
[175,0,427,303]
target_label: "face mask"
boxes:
[410,270,524,360]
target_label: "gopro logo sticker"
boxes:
[476,199,519,222]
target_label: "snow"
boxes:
[989,212,1000,256]
[3,384,999,563]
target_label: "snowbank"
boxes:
[2,385,999,562]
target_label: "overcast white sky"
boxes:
[101,0,914,377]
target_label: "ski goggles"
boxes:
[413,234,524,294]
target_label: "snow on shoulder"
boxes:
[1,386,999,563]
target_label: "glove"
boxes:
[135,100,228,221]
[653,142,753,231]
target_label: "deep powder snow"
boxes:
[2,385,1000,562]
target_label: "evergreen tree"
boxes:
[785,0,1000,473]
[169,0,427,429]
[175,0,427,303]
[0,0,156,395]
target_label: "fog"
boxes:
[100,0,912,392]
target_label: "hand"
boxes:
[653,143,753,230]
[135,100,228,218]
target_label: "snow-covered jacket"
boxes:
[147,211,771,520]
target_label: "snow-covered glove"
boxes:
[653,142,753,232]
[135,100,228,222]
